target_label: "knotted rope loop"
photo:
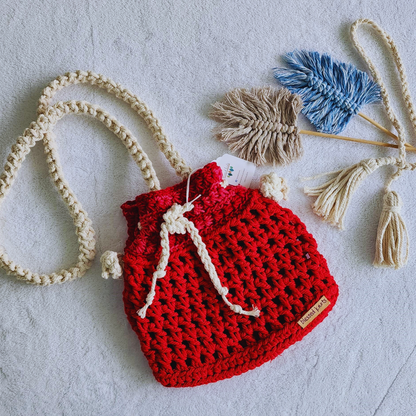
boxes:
[351,19,415,164]
[38,70,192,179]
[162,202,194,234]
[359,158,378,175]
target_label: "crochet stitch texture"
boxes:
[122,163,338,387]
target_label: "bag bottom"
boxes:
[151,288,338,387]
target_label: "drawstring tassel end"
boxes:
[229,303,260,317]
[137,305,150,319]
[221,288,261,317]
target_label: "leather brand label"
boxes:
[297,296,330,328]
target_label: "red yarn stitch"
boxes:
[121,162,338,387]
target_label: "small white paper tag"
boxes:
[213,154,256,187]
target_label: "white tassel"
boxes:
[101,251,124,279]
[374,190,409,269]
[304,158,380,229]
[260,172,289,202]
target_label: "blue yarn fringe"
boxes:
[273,50,381,134]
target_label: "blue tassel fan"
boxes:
[273,50,381,134]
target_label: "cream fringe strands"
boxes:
[305,19,416,269]
[303,157,397,230]
[374,190,409,269]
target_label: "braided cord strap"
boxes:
[351,19,416,169]
[0,71,192,285]
[38,71,192,179]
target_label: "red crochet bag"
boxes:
[0,72,338,388]
[121,163,339,387]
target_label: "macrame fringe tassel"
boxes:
[304,159,379,229]
[210,87,303,166]
[374,190,409,269]
[273,50,381,134]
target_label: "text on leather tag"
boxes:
[297,296,330,328]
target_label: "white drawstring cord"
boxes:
[136,169,260,319]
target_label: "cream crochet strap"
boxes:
[0,71,192,285]
[38,71,191,179]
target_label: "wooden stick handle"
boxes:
[358,112,414,150]
[299,129,416,152]
[358,112,398,139]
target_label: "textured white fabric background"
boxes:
[0,1,415,415]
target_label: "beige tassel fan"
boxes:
[210,87,303,166]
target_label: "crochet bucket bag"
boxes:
[0,71,338,387]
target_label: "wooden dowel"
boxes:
[358,112,414,150]
[358,112,397,139]
[299,129,416,152]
